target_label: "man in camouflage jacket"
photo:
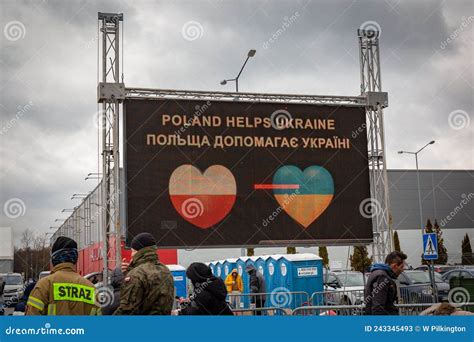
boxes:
[114,233,174,315]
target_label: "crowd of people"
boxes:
[0,234,468,316]
[20,233,249,316]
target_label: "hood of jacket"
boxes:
[186,263,228,301]
[186,262,216,286]
[370,263,397,278]
[204,277,228,301]
[370,263,390,272]
[245,264,256,275]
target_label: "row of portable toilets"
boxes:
[208,253,324,309]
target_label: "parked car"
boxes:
[84,272,103,285]
[441,269,474,282]
[38,271,51,280]
[323,271,365,305]
[414,265,458,274]
[399,270,449,302]
[0,274,4,315]
[0,273,24,307]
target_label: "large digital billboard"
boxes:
[125,98,372,248]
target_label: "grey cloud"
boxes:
[0,0,472,248]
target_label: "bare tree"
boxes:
[20,229,34,250]
[19,229,35,280]
[32,235,48,277]
[14,230,51,280]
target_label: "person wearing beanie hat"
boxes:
[50,236,78,266]
[114,232,174,315]
[130,232,156,252]
[26,236,99,316]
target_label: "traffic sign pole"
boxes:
[422,232,439,303]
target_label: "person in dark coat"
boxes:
[364,251,407,315]
[179,263,233,315]
[245,265,266,315]
[101,268,123,315]
[13,281,36,314]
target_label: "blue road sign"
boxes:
[423,233,438,260]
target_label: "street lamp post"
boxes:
[221,49,256,256]
[398,140,435,235]
[221,49,256,92]
[398,140,436,301]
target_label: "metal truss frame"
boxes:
[358,29,392,262]
[125,87,366,106]
[94,13,391,270]
[98,12,123,285]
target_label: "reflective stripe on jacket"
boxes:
[26,262,99,316]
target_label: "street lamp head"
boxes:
[429,140,435,145]
[398,151,404,154]
[248,49,256,57]
[220,80,227,85]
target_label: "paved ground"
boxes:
[4,307,14,315]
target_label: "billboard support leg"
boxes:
[98,12,124,286]
[358,29,392,263]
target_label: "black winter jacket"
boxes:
[364,264,399,315]
[180,263,233,316]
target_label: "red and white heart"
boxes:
[169,165,236,229]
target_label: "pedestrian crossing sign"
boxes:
[422,233,438,260]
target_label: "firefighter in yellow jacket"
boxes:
[26,236,99,315]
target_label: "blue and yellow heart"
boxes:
[273,165,334,228]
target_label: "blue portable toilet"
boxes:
[255,257,266,280]
[215,260,225,280]
[265,254,282,293]
[236,257,251,308]
[254,257,268,305]
[245,256,261,271]
[208,261,217,277]
[273,254,323,309]
[166,264,187,298]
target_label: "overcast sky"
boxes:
[0,0,472,266]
